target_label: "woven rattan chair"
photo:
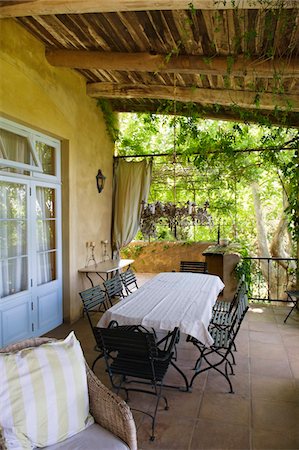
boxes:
[179,261,208,273]
[120,269,138,295]
[0,338,137,450]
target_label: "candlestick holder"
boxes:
[85,241,97,267]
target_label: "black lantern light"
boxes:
[96,169,106,193]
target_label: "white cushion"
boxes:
[0,332,94,449]
[40,423,129,450]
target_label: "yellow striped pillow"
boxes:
[0,332,94,449]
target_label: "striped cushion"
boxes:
[0,332,94,449]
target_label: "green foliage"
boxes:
[117,112,298,254]
[97,99,119,142]
[234,246,253,297]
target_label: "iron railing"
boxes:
[243,257,298,303]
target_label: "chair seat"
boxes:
[40,423,129,450]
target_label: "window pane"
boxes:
[36,220,56,251]
[36,187,56,218]
[37,251,56,285]
[0,256,28,297]
[0,182,27,219]
[0,221,27,258]
[0,128,32,165]
[36,141,56,175]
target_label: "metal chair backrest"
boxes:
[179,261,208,273]
[103,274,124,304]
[120,269,138,294]
[95,327,159,360]
[79,285,107,333]
[229,278,247,313]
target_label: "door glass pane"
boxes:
[0,257,28,297]
[0,181,28,298]
[36,187,55,218]
[36,220,56,251]
[37,251,56,285]
[35,141,56,175]
[0,221,27,258]
[36,187,57,285]
[0,182,26,219]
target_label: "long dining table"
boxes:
[98,271,225,347]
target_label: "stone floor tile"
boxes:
[290,360,299,378]
[250,356,293,378]
[199,391,250,425]
[249,330,283,345]
[138,416,195,450]
[252,398,299,431]
[252,427,299,450]
[204,370,250,398]
[190,419,250,450]
[249,341,286,360]
[251,374,298,403]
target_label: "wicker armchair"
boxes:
[0,337,137,450]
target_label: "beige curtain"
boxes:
[112,159,152,254]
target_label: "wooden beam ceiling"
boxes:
[46,51,299,78]
[87,82,299,112]
[0,0,296,18]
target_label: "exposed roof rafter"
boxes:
[0,0,296,18]
[87,82,299,112]
[46,50,299,78]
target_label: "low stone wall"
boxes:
[120,241,216,273]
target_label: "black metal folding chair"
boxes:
[179,260,208,273]
[284,290,299,323]
[189,293,249,394]
[95,325,180,441]
[103,273,125,305]
[79,285,110,370]
[211,280,247,330]
[120,268,139,295]
[213,277,244,314]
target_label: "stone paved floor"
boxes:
[46,274,299,450]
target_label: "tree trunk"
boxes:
[251,182,276,299]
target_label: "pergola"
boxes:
[1,0,298,127]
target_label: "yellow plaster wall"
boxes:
[0,19,114,322]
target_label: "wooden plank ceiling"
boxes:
[1,0,299,126]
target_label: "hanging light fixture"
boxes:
[140,75,213,240]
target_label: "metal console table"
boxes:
[78,259,134,286]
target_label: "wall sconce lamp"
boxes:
[96,169,106,193]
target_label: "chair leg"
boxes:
[91,353,104,371]
[190,351,234,393]
[284,299,298,323]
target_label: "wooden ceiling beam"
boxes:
[46,50,299,78]
[0,0,296,18]
[87,82,299,112]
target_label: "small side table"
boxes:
[284,290,299,323]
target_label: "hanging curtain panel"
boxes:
[112,159,152,254]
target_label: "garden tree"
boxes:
[117,113,298,292]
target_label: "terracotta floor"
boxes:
[46,274,299,450]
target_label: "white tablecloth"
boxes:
[98,272,224,346]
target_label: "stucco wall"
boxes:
[121,241,216,272]
[0,19,114,322]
